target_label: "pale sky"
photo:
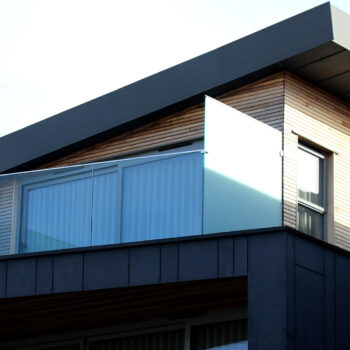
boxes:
[1,0,350,137]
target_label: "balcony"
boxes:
[0,97,282,255]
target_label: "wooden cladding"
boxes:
[40,73,284,168]
[283,73,350,250]
[0,181,14,255]
[37,71,350,251]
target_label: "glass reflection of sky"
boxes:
[206,340,248,350]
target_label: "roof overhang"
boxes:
[280,5,350,99]
[1,2,350,173]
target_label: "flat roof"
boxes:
[1,2,350,173]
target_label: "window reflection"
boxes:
[297,145,326,240]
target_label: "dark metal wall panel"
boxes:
[178,240,218,281]
[129,246,161,286]
[83,249,129,290]
[335,253,350,349]
[295,266,324,350]
[286,233,295,349]
[233,237,247,276]
[36,256,53,295]
[160,244,178,283]
[53,253,84,293]
[324,250,336,350]
[7,257,36,297]
[295,237,324,274]
[1,228,350,350]
[287,232,345,350]
[0,228,350,350]
[218,237,234,278]
[0,231,262,300]
[0,232,252,298]
[248,233,287,350]
[0,261,6,298]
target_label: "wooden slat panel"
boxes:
[0,181,14,255]
[283,72,350,249]
[40,73,284,168]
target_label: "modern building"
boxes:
[1,2,350,349]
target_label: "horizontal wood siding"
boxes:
[284,73,350,250]
[40,73,284,168]
[0,181,14,255]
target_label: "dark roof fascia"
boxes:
[1,2,347,173]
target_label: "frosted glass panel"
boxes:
[121,153,203,242]
[23,171,93,252]
[203,96,282,234]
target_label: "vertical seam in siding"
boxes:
[159,245,162,283]
[82,252,85,291]
[34,256,38,295]
[127,247,130,287]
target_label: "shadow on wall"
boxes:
[203,168,282,234]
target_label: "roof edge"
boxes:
[330,4,350,49]
[0,2,343,173]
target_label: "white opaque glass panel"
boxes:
[121,153,203,242]
[23,176,92,252]
[203,96,282,234]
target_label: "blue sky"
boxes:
[1,0,349,137]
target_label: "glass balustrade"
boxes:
[0,150,204,254]
[0,97,284,256]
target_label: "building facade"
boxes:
[1,3,350,349]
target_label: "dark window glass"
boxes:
[40,345,80,350]
[297,205,324,240]
[191,320,247,350]
[89,329,184,350]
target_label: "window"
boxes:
[191,320,247,350]
[9,312,247,349]
[88,319,247,350]
[297,144,326,240]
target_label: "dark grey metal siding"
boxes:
[0,227,350,350]
[0,230,250,298]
